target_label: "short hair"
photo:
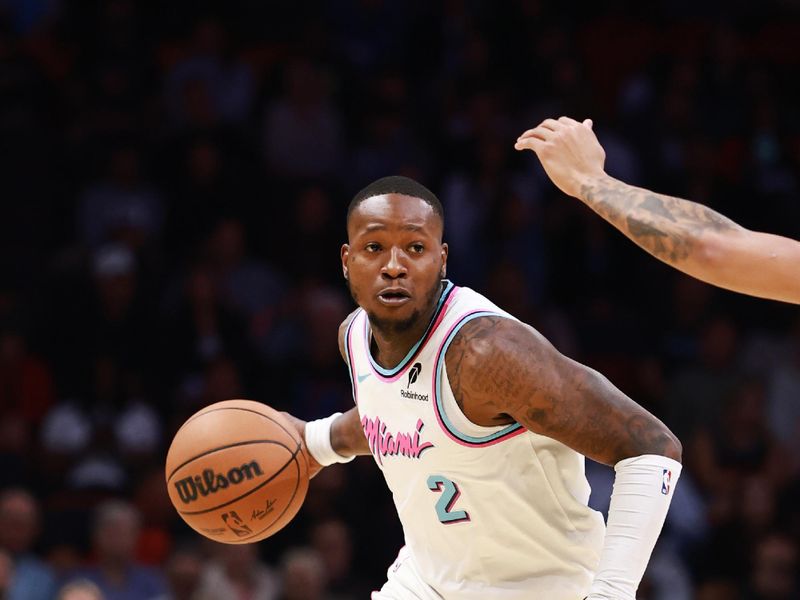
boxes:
[347,176,443,223]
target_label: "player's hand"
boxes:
[514,116,607,198]
[281,412,325,479]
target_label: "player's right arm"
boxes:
[515,116,800,304]
[332,309,370,458]
[284,310,370,478]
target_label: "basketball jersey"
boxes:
[344,282,606,600]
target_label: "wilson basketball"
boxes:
[165,399,309,544]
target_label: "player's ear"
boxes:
[341,244,350,280]
[440,243,448,279]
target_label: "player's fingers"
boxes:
[558,116,581,126]
[583,118,594,129]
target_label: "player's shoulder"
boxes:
[443,286,545,368]
[337,308,362,362]
[448,314,529,359]
[448,284,511,317]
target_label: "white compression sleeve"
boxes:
[586,454,682,600]
[304,413,355,466]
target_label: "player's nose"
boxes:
[381,247,408,279]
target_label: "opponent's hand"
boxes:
[514,116,607,198]
[281,412,324,478]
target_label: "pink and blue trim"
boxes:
[432,310,525,447]
[344,312,360,405]
[365,281,457,382]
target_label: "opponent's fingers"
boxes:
[515,126,552,145]
[514,135,547,152]
[583,118,593,129]
[539,118,563,131]
[516,126,553,142]
[517,126,549,140]
[557,116,581,126]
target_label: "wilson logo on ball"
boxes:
[174,460,265,504]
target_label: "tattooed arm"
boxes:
[447,316,682,599]
[445,316,681,465]
[515,117,800,304]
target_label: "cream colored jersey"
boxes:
[345,281,606,600]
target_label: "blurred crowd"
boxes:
[1,1,800,599]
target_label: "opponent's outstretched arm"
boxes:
[515,117,800,304]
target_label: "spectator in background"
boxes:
[0,549,12,600]
[0,488,57,600]
[161,264,250,407]
[263,59,343,180]
[57,580,104,600]
[310,518,365,599]
[163,135,247,260]
[0,319,50,488]
[154,542,204,600]
[765,315,800,458]
[267,186,341,287]
[666,316,741,440]
[0,319,55,427]
[131,470,175,568]
[67,500,165,600]
[77,146,164,252]
[204,218,286,336]
[695,578,742,600]
[196,542,278,600]
[163,19,255,129]
[746,534,799,600]
[277,547,329,600]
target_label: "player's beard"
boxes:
[347,278,444,336]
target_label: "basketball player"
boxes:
[287,176,682,600]
[514,117,800,304]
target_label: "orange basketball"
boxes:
[165,399,309,544]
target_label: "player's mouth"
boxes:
[377,287,411,306]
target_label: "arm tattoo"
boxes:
[445,317,680,465]
[445,317,507,416]
[580,178,741,263]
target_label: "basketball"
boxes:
[165,399,309,544]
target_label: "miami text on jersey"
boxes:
[361,415,434,465]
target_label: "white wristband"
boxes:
[304,413,356,466]
[587,454,682,600]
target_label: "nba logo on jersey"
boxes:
[661,469,672,495]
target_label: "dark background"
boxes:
[1,1,800,599]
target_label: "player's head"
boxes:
[343,176,448,334]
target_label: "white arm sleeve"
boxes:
[586,454,682,600]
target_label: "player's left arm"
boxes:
[447,317,680,465]
[447,316,682,600]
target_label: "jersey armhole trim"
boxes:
[344,311,360,405]
[366,281,456,381]
[432,310,525,446]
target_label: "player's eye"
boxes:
[409,244,425,254]
[365,243,382,252]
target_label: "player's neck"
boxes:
[370,283,443,369]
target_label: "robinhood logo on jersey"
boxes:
[402,362,428,401]
[174,461,264,504]
[400,389,429,401]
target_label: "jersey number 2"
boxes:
[427,475,470,524]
